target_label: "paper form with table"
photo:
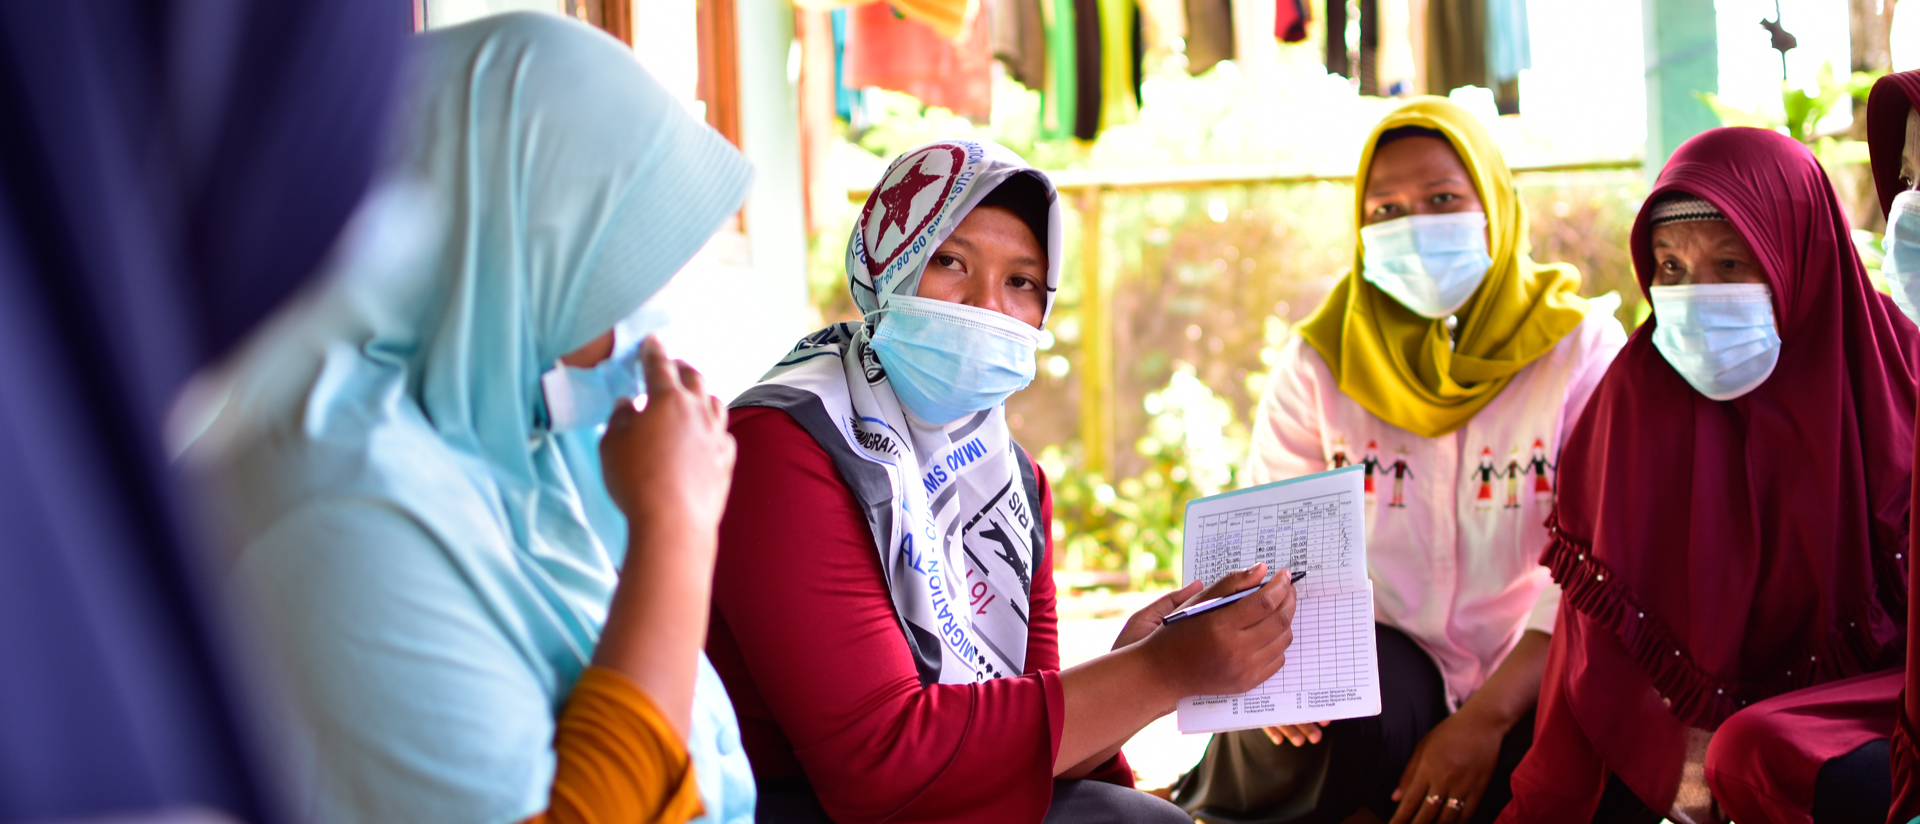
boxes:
[1175,465,1380,735]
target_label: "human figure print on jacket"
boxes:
[1524,438,1554,503]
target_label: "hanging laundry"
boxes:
[1137,0,1185,47]
[1185,0,1234,74]
[894,0,978,38]
[1274,0,1307,42]
[1131,5,1144,107]
[1487,0,1528,82]
[1424,0,1486,96]
[845,2,995,122]
[796,10,838,233]
[1098,0,1137,130]
[1423,0,1516,112]
[1233,0,1283,79]
[1325,0,1349,77]
[1073,0,1102,139]
[1495,75,1518,114]
[831,8,866,124]
[1487,0,1527,113]
[797,0,977,40]
[1040,0,1077,139]
[990,0,1048,90]
[1376,0,1416,95]
[1358,0,1379,93]
[866,0,977,39]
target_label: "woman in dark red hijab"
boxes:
[1496,127,1917,824]
[1868,70,1920,222]
[1869,68,1920,824]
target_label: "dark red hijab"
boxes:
[1869,71,1920,222]
[1527,127,1917,812]
[1869,68,1920,823]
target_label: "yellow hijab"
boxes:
[1297,97,1587,438]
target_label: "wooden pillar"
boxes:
[601,0,630,46]
[1849,0,1895,230]
[559,0,633,46]
[697,0,743,231]
[1358,0,1379,96]
[1405,0,1427,96]
[794,10,836,235]
[1642,0,1717,176]
[697,0,742,150]
[1326,0,1350,78]
[1077,187,1114,479]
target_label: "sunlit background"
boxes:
[424,0,1897,597]
[407,0,1904,792]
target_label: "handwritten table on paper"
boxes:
[1175,465,1380,734]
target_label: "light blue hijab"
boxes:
[194,13,753,824]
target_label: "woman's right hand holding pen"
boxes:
[1141,563,1300,699]
[1054,563,1299,776]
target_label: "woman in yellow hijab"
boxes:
[1172,98,1628,824]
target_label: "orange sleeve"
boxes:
[522,667,706,824]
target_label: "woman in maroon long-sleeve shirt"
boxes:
[707,140,1301,824]
[713,406,1112,821]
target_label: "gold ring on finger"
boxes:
[1446,798,1464,811]
[1423,793,1441,806]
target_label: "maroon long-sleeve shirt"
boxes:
[707,406,1128,824]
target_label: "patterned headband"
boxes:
[1649,195,1727,226]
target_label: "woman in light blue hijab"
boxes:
[191,13,753,823]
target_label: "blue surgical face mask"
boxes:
[539,306,669,432]
[868,294,1043,425]
[1649,283,1781,401]
[1359,212,1495,318]
[1881,190,1920,324]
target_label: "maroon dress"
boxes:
[706,406,1130,824]
[1869,68,1920,824]
[1498,127,1919,822]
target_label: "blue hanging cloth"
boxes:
[833,8,866,123]
[1488,0,1531,82]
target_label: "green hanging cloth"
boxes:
[1040,0,1077,140]
[1097,0,1136,131]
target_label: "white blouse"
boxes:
[1246,308,1627,706]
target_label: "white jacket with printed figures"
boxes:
[1246,307,1627,707]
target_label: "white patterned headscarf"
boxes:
[734,139,1062,684]
[848,140,1062,322]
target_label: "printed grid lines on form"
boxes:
[1189,491,1366,696]
[1269,589,1371,693]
